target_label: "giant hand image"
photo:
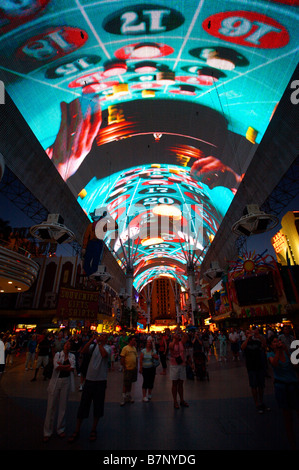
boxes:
[190,156,243,191]
[46,97,102,181]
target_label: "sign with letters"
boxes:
[57,287,99,320]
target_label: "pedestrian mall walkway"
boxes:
[0,348,298,452]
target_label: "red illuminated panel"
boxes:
[0,0,50,34]
[96,121,139,146]
[271,231,287,253]
[68,72,106,88]
[176,75,216,86]
[269,0,299,4]
[130,82,163,89]
[82,82,119,94]
[18,27,88,62]
[107,194,130,212]
[141,180,174,186]
[202,11,289,48]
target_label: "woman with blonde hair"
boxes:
[139,339,159,402]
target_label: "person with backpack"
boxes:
[68,333,111,443]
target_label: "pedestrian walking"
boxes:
[169,332,189,409]
[120,335,138,406]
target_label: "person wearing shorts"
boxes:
[169,332,189,409]
[120,336,138,406]
[68,333,111,443]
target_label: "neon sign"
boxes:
[271,231,287,253]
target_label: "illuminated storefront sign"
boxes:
[271,231,287,254]
[240,303,284,318]
[57,287,99,320]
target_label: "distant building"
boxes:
[150,278,176,321]
[271,211,299,265]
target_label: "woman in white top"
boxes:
[43,340,75,442]
[139,340,159,402]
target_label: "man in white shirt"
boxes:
[68,333,111,442]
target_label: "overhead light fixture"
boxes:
[30,214,75,244]
[132,43,161,58]
[231,205,279,237]
[90,265,112,283]
[152,204,181,220]
[204,261,224,280]
[56,232,71,244]
[141,237,164,247]
[48,214,64,224]
[36,228,51,239]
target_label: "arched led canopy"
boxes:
[77,163,233,290]
[134,265,187,293]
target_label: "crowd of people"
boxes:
[0,323,298,448]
